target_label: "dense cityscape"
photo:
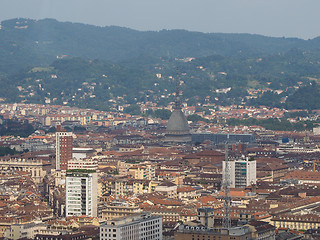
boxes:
[1,5,320,239]
[0,85,320,239]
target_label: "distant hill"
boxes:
[1,18,320,110]
[0,18,314,75]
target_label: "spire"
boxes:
[164,67,191,143]
[174,68,182,110]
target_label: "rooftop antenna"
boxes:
[222,142,231,229]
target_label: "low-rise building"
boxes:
[272,214,320,231]
[101,199,142,221]
[4,222,47,240]
[155,181,177,199]
[175,225,252,240]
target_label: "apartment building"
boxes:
[65,170,98,217]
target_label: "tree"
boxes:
[154,109,172,120]
[187,114,206,123]
[123,104,141,115]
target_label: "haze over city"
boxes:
[1,0,320,239]
[1,0,320,39]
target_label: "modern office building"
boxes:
[222,156,256,188]
[65,170,98,217]
[56,125,73,170]
[100,213,162,240]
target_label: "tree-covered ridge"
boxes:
[0,18,314,76]
[0,118,34,137]
[5,58,160,110]
[0,146,20,156]
[3,46,320,110]
[285,85,320,110]
[1,18,320,110]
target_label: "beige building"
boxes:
[0,157,46,183]
[117,161,133,176]
[101,200,142,220]
[43,114,92,126]
[118,144,144,153]
[128,164,155,180]
[113,178,155,196]
[155,181,177,198]
[0,220,11,238]
[4,222,47,240]
[177,186,199,200]
[175,225,252,240]
[283,170,320,184]
[143,206,197,223]
[272,214,320,230]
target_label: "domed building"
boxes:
[164,80,191,143]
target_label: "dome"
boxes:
[166,109,190,133]
[165,108,191,143]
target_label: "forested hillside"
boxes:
[1,18,320,110]
[0,18,310,75]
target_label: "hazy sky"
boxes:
[1,0,319,39]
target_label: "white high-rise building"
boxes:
[65,170,98,217]
[223,156,256,188]
[100,213,162,240]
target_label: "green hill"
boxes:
[0,18,310,75]
[1,18,320,110]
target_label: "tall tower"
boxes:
[56,124,73,170]
[164,70,191,143]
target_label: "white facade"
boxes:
[313,126,320,135]
[72,147,95,160]
[223,157,256,188]
[67,157,98,170]
[100,214,162,240]
[65,170,97,217]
